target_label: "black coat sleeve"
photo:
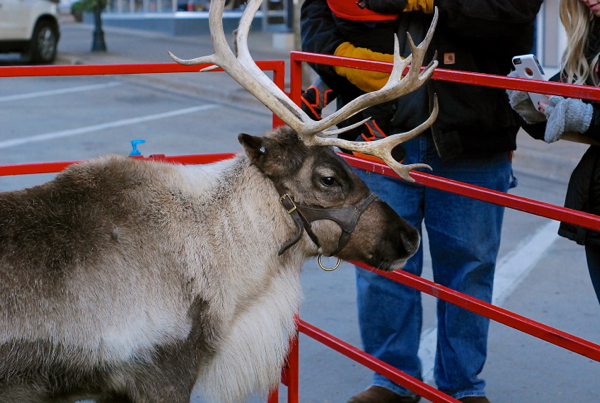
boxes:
[583,105,600,143]
[300,0,366,99]
[300,0,345,74]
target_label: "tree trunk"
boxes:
[92,1,107,52]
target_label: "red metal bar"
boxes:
[0,161,80,176]
[342,154,600,232]
[267,388,279,403]
[0,153,237,177]
[280,332,299,403]
[286,52,600,402]
[352,261,600,362]
[152,153,237,165]
[290,55,303,108]
[3,152,600,236]
[298,319,459,403]
[271,61,287,129]
[0,61,285,78]
[290,51,600,102]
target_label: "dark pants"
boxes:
[584,245,600,304]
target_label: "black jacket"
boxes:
[301,0,543,160]
[521,25,600,246]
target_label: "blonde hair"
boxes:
[560,0,600,85]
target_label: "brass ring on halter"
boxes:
[318,254,341,271]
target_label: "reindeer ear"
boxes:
[239,128,306,180]
[239,133,267,166]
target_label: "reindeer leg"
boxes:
[122,346,211,403]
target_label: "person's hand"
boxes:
[506,70,547,124]
[333,42,395,93]
[301,78,336,121]
[538,98,549,114]
[542,96,594,143]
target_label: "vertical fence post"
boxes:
[290,53,303,108]
[272,61,287,129]
[267,387,279,403]
[268,331,299,403]
[285,331,300,403]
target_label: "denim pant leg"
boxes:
[423,151,512,399]
[353,134,512,398]
[354,170,426,396]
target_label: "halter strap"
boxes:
[275,185,379,256]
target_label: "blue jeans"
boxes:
[354,133,513,399]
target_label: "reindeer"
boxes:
[0,1,438,402]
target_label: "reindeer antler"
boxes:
[169,0,439,182]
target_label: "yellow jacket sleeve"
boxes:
[403,0,434,13]
[333,42,395,93]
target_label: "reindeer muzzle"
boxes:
[276,186,379,257]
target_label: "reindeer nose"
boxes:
[400,224,420,257]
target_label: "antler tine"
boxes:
[302,6,439,143]
[169,0,322,135]
[320,96,439,182]
[168,0,437,139]
[305,8,439,183]
[168,0,439,182]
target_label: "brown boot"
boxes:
[458,397,491,403]
[347,386,421,403]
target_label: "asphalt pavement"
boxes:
[5,15,599,403]
[55,13,296,106]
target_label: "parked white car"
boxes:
[0,0,60,64]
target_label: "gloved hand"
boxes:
[543,96,594,143]
[301,78,337,121]
[333,42,395,93]
[352,118,406,163]
[506,70,547,125]
[364,0,433,14]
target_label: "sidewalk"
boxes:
[54,16,590,184]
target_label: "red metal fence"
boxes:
[1,52,600,403]
[279,51,600,403]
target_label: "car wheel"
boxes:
[28,21,58,64]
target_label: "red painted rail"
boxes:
[291,51,600,102]
[0,61,284,77]
[287,51,600,402]
[0,153,237,176]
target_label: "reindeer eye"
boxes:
[320,177,338,187]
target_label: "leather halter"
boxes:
[275,184,379,256]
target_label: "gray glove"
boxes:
[543,96,594,143]
[506,70,547,124]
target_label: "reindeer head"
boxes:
[238,125,419,270]
[169,0,439,270]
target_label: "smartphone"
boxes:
[512,54,550,112]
